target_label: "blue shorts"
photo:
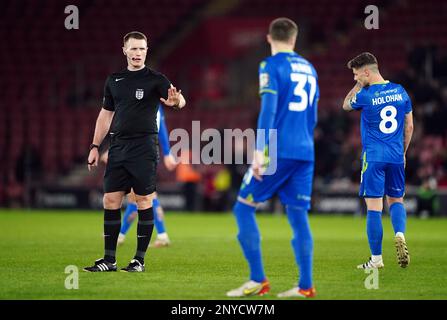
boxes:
[238,159,314,209]
[359,161,405,198]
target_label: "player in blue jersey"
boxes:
[226,18,319,298]
[342,52,414,269]
[101,105,178,247]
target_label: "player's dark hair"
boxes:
[123,31,147,46]
[269,17,298,42]
[347,52,378,69]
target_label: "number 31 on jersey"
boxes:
[289,73,316,112]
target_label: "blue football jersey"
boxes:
[259,52,319,161]
[350,81,412,163]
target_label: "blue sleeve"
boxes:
[258,60,278,95]
[350,88,367,110]
[403,88,412,114]
[157,106,171,156]
[256,92,278,151]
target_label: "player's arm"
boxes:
[342,82,363,111]
[253,60,278,181]
[158,106,178,171]
[404,111,414,157]
[403,89,414,166]
[254,92,278,181]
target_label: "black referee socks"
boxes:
[134,208,155,263]
[103,209,121,263]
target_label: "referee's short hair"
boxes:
[123,31,147,46]
[269,17,298,42]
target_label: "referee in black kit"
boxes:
[84,31,186,272]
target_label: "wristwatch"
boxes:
[89,144,99,151]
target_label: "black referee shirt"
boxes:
[103,66,171,139]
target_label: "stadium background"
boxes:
[1,0,447,302]
[0,0,446,215]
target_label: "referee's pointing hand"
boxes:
[160,86,182,109]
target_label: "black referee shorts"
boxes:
[104,135,159,196]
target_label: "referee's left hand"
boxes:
[160,86,182,109]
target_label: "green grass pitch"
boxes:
[0,209,446,300]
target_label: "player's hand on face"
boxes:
[164,154,178,171]
[87,148,99,171]
[355,81,363,90]
[160,86,182,109]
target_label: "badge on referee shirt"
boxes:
[135,88,144,100]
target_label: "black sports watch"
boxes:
[89,144,99,151]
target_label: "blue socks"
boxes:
[233,201,266,283]
[153,198,166,234]
[233,201,314,288]
[367,210,383,255]
[120,202,138,235]
[120,198,167,236]
[286,205,313,290]
[390,202,406,234]
[365,203,406,258]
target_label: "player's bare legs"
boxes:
[365,198,383,212]
[387,196,410,267]
[357,197,385,269]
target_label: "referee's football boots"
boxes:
[83,258,117,272]
[121,259,145,272]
